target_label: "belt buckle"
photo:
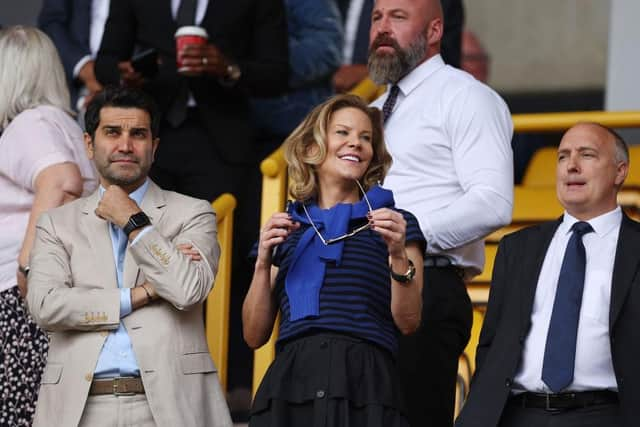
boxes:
[112,377,136,396]
[544,393,563,413]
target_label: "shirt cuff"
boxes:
[120,289,133,318]
[130,226,153,245]
[73,55,93,79]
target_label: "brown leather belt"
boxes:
[89,377,145,395]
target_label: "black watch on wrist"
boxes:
[390,259,416,284]
[123,212,151,237]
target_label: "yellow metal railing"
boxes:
[512,110,640,132]
[349,77,386,101]
[207,193,237,391]
[251,152,288,395]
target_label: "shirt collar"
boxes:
[99,179,150,207]
[560,206,622,238]
[396,54,446,97]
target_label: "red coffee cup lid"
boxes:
[175,26,209,39]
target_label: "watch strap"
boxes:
[123,212,151,237]
[390,259,416,284]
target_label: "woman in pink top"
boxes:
[0,26,97,425]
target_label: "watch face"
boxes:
[126,212,151,235]
[131,212,148,227]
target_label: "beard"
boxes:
[367,33,427,85]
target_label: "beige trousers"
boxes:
[79,394,156,427]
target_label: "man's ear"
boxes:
[427,17,443,46]
[151,137,160,161]
[84,133,95,160]
[615,161,629,187]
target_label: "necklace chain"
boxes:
[302,180,373,246]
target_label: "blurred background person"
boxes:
[461,29,489,83]
[0,25,97,426]
[243,94,425,426]
[251,0,343,159]
[38,0,107,115]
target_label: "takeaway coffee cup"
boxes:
[174,26,209,71]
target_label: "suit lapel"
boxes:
[122,181,168,288]
[519,219,562,329]
[609,214,640,328]
[82,190,118,288]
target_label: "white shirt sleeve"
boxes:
[423,84,514,252]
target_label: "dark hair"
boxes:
[85,85,160,139]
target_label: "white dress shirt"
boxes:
[373,54,513,276]
[342,0,366,64]
[514,207,621,392]
[73,0,110,78]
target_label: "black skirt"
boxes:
[250,332,409,427]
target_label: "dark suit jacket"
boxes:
[456,213,640,427]
[94,0,288,163]
[38,0,92,105]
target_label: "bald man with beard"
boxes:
[367,1,514,425]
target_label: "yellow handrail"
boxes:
[349,77,386,101]
[513,110,640,132]
[250,150,289,396]
[207,193,237,392]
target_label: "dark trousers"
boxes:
[150,112,261,392]
[397,265,472,427]
[499,402,622,427]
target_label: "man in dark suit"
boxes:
[38,0,105,110]
[456,122,637,427]
[95,0,288,202]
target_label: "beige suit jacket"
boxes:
[27,181,232,427]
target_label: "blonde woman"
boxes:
[0,26,97,425]
[243,94,424,426]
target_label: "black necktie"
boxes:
[541,221,594,392]
[382,85,400,125]
[166,0,198,127]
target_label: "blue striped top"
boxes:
[268,208,425,355]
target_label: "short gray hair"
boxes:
[0,26,72,130]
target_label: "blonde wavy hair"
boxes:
[284,94,392,202]
[0,26,72,130]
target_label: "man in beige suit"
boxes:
[27,86,232,427]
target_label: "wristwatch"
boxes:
[390,259,416,284]
[123,212,151,237]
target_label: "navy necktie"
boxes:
[382,85,400,124]
[541,221,594,392]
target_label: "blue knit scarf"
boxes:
[285,185,395,321]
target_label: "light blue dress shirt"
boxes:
[94,179,151,378]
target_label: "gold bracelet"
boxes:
[141,285,153,304]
